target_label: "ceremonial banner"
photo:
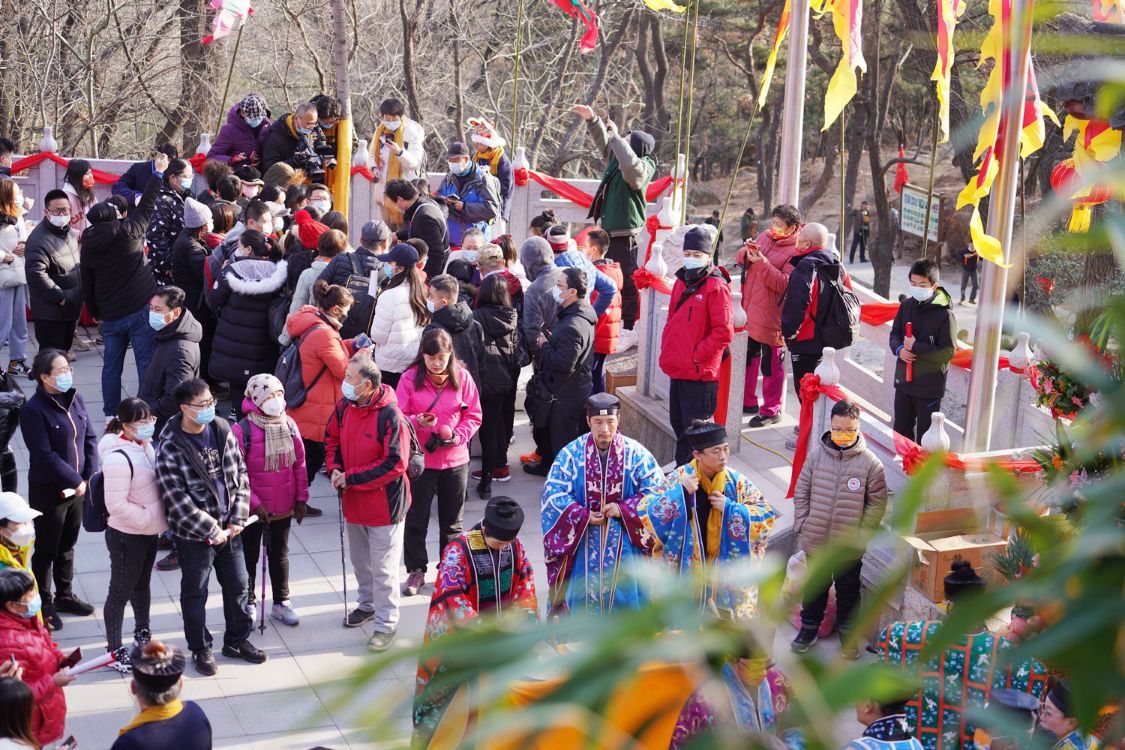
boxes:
[1092,0,1124,21]
[931,0,966,143]
[894,144,910,193]
[811,0,866,130]
[202,0,253,44]
[757,0,792,108]
[551,0,600,53]
[643,0,687,13]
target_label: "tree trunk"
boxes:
[864,0,896,297]
[399,0,425,123]
[155,0,219,152]
[636,14,671,151]
[799,138,839,215]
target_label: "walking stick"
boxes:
[337,488,348,626]
[258,519,268,635]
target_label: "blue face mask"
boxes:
[245,116,264,129]
[193,405,216,426]
[551,287,565,304]
[149,310,169,331]
[682,256,708,270]
[53,372,73,392]
[341,381,360,401]
[17,593,41,620]
[296,127,312,136]
[908,285,934,302]
[134,422,156,441]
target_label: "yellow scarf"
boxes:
[118,698,184,736]
[689,460,730,562]
[374,123,407,226]
[474,147,504,176]
[0,541,30,573]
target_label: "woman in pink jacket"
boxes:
[396,328,482,598]
[100,397,169,672]
[231,374,309,628]
[736,204,803,427]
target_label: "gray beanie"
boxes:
[183,197,212,230]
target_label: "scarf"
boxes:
[374,123,407,226]
[247,412,294,472]
[689,460,730,562]
[474,147,504,177]
[119,699,185,735]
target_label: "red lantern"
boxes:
[1050,158,1113,205]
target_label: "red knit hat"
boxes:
[294,209,329,249]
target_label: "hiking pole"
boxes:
[258,520,268,635]
[337,488,348,626]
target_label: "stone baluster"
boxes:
[810,347,841,442]
[920,412,951,452]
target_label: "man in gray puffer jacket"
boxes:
[791,398,887,658]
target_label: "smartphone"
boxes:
[353,333,373,349]
[61,648,81,669]
[421,411,435,421]
[58,737,78,750]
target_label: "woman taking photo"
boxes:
[369,243,428,389]
[0,180,30,377]
[18,349,97,631]
[472,274,521,498]
[0,676,38,749]
[100,398,167,672]
[397,328,481,598]
[209,229,288,419]
[0,569,75,748]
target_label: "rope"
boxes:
[214,25,246,139]
[673,2,692,192]
[921,112,939,259]
[681,0,702,224]
[511,0,526,151]
[718,100,761,248]
[740,431,795,465]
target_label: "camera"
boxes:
[294,133,338,183]
[423,431,456,453]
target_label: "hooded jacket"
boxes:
[586,118,656,234]
[259,113,312,175]
[19,386,98,489]
[98,432,168,537]
[208,104,270,164]
[424,300,484,385]
[520,237,559,353]
[208,257,288,383]
[659,265,734,382]
[889,286,956,399]
[397,198,450,278]
[396,364,482,471]
[436,164,500,247]
[474,304,521,398]
[25,216,82,322]
[286,306,353,443]
[137,308,202,434]
[324,384,411,527]
[780,246,850,354]
[231,400,309,517]
[792,432,888,554]
[554,250,615,319]
[80,174,162,321]
[740,227,801,348]
[538,300,598,412]
[0,611,66,745]
[369,278,426,375]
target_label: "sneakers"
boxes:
[748,413,782,428]
[742,404,760,415]
[345,608,375,628]
[222,640,268,664]
[839,640,860,661]
[54,595,94,616]
[133,628,152,649]
[402,570,425,597]
[367,630,398,653]
[107,646,133,673]
[790,626,819,654]
[470,466,510,482]
[156,551,180,571]
[6,360,29,377]
[518,451,541,464]
[244,599,257,618]
[303,505,324,517]
[522,460,549,477]
[271,601,300,627]
[42,605,62,631]
[157,534,173,551]
[785,439,799,451]
[193,648,218,676]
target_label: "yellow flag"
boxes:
[758,0,792,108]
[643,0,686,12]
[930,0,966,143]
[813,0,866,130]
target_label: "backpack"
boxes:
[236,416,298,457]
[813,262,861,349]
[334,399,425,481]
[268,294,292,343]
[83,449,133,533]
[275,323,329,408]
[339,253,379,340]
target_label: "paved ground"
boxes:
[10,324,862,749]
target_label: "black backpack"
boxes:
[339,253,379,340]
[236,417,298,456]
[275,323,328,408]
[814,262,861,349]
[83,450,133,533]
[334,399,425,481]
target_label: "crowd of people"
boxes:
[0,92,1095,750]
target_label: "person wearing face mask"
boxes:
[259,102,319,176]
[0,568,75,748]
[396,329,482,598]
[658,225,735,466]
[0,493,41,577]
[369,243,430,389]
[889,258,956,444]
[790,399,887,658]
[99,398,169,672]
[735,203,803,428]
[467,117,514,229]
[208,92,271,167]
[325,353,412,652]
[170,201,219,386]
[61,159,96,241]
[82,154,170,419]
[230,374,309,628]
[572,104,657,331]
[0,179,32,378]
[156,378,264,675]
[25,191,82,353]
[18,349,98,631]
[146,158,195,286]
[233,166,264,207]
[435,142,500,250]
[423,275,484,386]
[307,183,333,218]
[371,98,425,228]
[285,208,330,295]
[387,179,450,278]
[137,287,202,437]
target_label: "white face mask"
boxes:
[5,523,34,548]
[260,395,285,418]
[310,199,331,215]
[273,217,285,234]
[47,214,70,228]
[383,119,402,132]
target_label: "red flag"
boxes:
[551,0,599,53]
[894,145,909,193]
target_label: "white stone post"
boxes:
[810,347,841,442]
[191,133,211,195]
[510,146,531,247]
[348,139,375,247]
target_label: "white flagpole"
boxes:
[774,0,810,206]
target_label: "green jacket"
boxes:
[586,118,655,234]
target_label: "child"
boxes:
[846,693,924,750]
[232,374,309,627]
[583,228,621,394]
[889,258,956,443]
[791,399,887,658]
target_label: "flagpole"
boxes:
[839,109,846,246]
[331,0,353,216]
[681,0,702,224]
[511,0,526,151]
[214,25,246,138]
[775,0,809,205]
[963,0,1032,452]
[921,112,939,259]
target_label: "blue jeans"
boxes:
[176,535,253,653]
[0,285,29,361]
[102,306,156,416]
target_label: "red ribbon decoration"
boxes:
[858,302,900,326]
[350,164,375,181]
[10,152,122,185]
[892,431,1042,475]
[950,348,1011,371]
[787,373,848,498]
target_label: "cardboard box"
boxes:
[901,508,1008,603]
[605,371,637,396]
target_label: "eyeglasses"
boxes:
[189,399,216,409]
[50,367,73,376]
[45,208,71,217]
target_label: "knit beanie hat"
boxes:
[245,373,285,408]
[683,225,713,255]
[183,197,212,230]
[545,225,571,253]
[294,209,329,249]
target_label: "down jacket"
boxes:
[424,301,484,386]
[519,237,558,354]
[792,432,888,554]
[231,401,309,517]
[285,307,354,443]
[740,227,800,348]
[473,304,521,398]
[395,364,482,471]
[208,104,270,164]
[0,611,67,746]
[592,259,623,355]
[659,265,734,382]
[24,219,82,323]
[137,308,202,435]
[146,183,187,285]
[98,433,168,537]
[209,257,288,384]
[368,279,425,375]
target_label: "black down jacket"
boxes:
[208,257,288,384]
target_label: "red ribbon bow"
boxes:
[786,374,847,498]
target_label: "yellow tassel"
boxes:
[1068,204,1091,233]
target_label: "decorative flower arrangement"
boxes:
[1030,335,1118,419]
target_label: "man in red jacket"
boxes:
[659,226,734,465]
[325,354,411,653]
